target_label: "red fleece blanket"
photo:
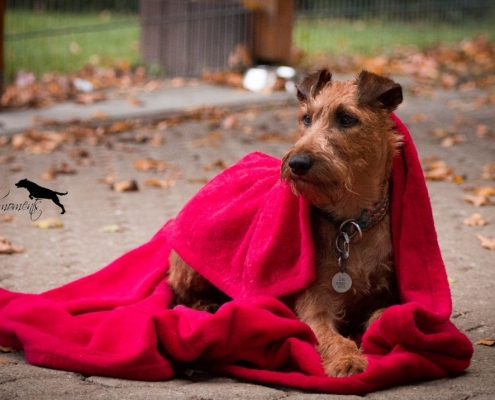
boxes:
[0,115,472,395]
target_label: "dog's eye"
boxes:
[338,114,359,128]
[302,114,311,127]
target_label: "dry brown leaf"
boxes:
[477,234,495,250]
[410,113,427,123]
[203,159,228,171]
[74,91,107,105]
[475,124,489,138]
[441,134,466,147]
[0,215,15,223]
[188,178,209,185]
[42,162,77,180]
[149,133,164,147]
[221,114,239,129]
[0,237,25,254]
[464,213,487,227]
[474,338,495,346]
[423,160,455,181]
[33,218,64,229]
[481,164,495,180]
[143,178,176,188]
[463,194,490,207]
[189,131,224,148]
[133,158,169,172]
[0,346,16,353]
[112,180,139,192]
[464,186,495,207]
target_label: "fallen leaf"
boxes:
[188,178,209,184]
[102,224,123,233]
[441,134,466,147]
[143,178,176,188]
[128,96,144,106]
[99,173,115,185]
[189,131,224,148]
[150,133,164,147]
[133,158,169,172]
[423,160,455,181]
[112,180,139,192]
[447,276,457,284]
[0,215,15,222]
[74,91,107,105]
[463,186,495,207]
[203,159,228,171]
[474,338,495,346]
[464,213,487,226]
[32,218,64,229]
[475,124,489,138]
[42,162,77,180]
[0,346,16,352]
[0,237,25,254]
[477,234,495,250]
[481,164,495,180]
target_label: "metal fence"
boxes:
[4,0,495,82]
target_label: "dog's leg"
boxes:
[50,196,66,214]
[167,250,230,312]
[295,289,368,377]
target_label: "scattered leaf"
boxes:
[32,218,64,229]
[476,234,495,250]
[190,131,224,148]
[42,162,77,180]
[481,164,495,181]
[0,215,15,222]
[464,213,487,226]
[423,160,455,181]
[203,159,228,171]
[463,186,495,207]
[112,180,139,192]
[474,338,495,346]
[447,276,457,284]
[0,237,25,254]
[133,158,169,172]
[143,178,176,188]
[102,224,123,233]
[0,346,16,353]
[74,91,107,105]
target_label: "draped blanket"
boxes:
[0,115,472,395]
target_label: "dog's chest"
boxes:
[311,215,394,296]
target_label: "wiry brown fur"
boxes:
[167,69,403,377]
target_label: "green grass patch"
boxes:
[294,17,495,59]
[6,11,140,80]
[5,10,495,81]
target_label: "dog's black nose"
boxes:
[288,154,313,175]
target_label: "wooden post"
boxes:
[0,0,5,95]
[250,0,294,65]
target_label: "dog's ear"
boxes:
[296,69,332,102]
[356,70,403,111]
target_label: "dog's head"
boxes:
[281,69,403,215]
[15,179,30,189]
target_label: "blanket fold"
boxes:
[0,114,472,395]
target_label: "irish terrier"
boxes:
[168,69,403,377]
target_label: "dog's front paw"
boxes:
[319,336,368,377]
[323,352,368,377]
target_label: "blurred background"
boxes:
[1,0,495,97]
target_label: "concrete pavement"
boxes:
[0,78,494,399]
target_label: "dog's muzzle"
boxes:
[288,154,313,176]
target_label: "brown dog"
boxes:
[168,69,402,377]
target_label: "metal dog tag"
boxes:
[332,272,352,293]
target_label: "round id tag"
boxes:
[332,272,352,293]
